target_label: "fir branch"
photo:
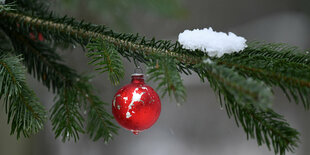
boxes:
[2,6,309,97]
[4,30,77,92]
[0,54,46,138]
[0,2,15,12]
[4,0,49,16]
[0,25,118,141]
[86,40,125,85]
[198,62,299,154]
[3,28,86,141]
[75,76,119,142]
[1,5,309,76]
[224,97,299,155]
[248,42,310,59]
[197,62,273,110]
[50,86,84,142]
[85,94,118,142]
[1,28,118,142]
[0,6,203,65]
[147,57,186,103]
[0,5,308,153]
[217,43,310,109]
[49,75,118,142]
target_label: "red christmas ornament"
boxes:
[29,32,44,41]
[16,24,44,41]
[112,73,161,135]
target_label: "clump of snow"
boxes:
[178,27,247,57]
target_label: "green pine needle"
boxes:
[0,2,16,13]
[222,94,299,155]
[86,98,118,142]
[218,42,310,110]
[197,62,299,155]
[75,76,119,142]
[147,57,186,104]
[50,86,85,142]
[4,30,77,93]
[86,40,125,86]
[197,61,273,110]
[2,28,119,142]
[0,54,46,138]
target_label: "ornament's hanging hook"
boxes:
[133,60,143,74]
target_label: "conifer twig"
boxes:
[0,4,308,155]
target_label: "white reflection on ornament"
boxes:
[126,88,145,118]
[126,112,132,118]
[123,97,128,103]
[113,94,121,107]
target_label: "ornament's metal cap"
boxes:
[131,73,144,79]
[131,73,144,83]
[131,73,144,77]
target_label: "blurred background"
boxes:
[1,0,310,154]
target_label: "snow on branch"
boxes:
[178,27,247,57]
